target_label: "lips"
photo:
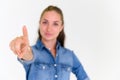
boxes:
[45,33,52,37]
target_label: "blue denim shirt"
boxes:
[18,40,89,80]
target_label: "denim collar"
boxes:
[35,39,61,51]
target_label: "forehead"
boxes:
[41,11,61,21]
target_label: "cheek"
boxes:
[54,28,60,33]
[39,27,44,35]
[54,28,62,36]
[40,26,45,32]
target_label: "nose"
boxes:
[46,24,52,32]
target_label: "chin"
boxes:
[43,37,56,41]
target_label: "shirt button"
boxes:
[56,54,58,57]
[54,64,57,67]
[67,67,71,71]
[42,66,45,70]
[55,75,58,78]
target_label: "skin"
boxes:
[9,10,63,60]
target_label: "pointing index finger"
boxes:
[23,26,29,44]
[23,25,29,41]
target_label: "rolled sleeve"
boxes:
[72,51,90,80]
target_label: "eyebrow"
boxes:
[42,18,60,23]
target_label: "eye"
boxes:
[42,21,47,24]
[53,23,59,26]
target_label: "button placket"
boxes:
[53,63,58,79]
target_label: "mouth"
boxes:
[45,33,52,37]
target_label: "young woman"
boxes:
[9,5,90,80]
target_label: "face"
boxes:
[39,11,63,41]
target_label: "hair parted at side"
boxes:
[38,5,66,47]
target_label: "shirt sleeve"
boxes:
[71,51,90,80]
[17,47,36,65]
[17,47,37,80]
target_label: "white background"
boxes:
[0,0,120,80]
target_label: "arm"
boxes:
[9,26,36,80]
[72,52,90,80]
[9,26,33,61]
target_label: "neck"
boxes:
[41,39,57,50]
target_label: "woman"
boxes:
[9,5,89,80]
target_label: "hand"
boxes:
[9,25,33,60]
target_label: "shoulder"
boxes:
[60,46,75,55]
[31,40,44,50]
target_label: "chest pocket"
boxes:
[35,62,51,70]
[34,62,53,80]
[61,65,72,72]
[60,64,72,80]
